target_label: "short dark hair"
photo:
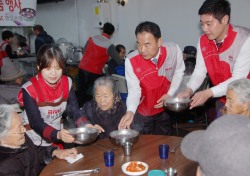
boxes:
[135,21,161,40]
[116,44,126,53]
[102,22,115,35]
[33,24,44,32]
[37,44,65,72]
[2,30,14,40]
[198,0,231,22]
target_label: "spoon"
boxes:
[55,168,100,175]
[170,143,181,153]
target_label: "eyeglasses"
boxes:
[8,132,25,135]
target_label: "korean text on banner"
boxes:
[0,0,37,26]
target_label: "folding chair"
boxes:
[111,74,128,94]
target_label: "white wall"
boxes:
[36,0,250,52]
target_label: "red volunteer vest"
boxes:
[79,34,110,74]
[0,41,9,67]
[18,73,69,106]
[200,24,250,102]
[130,46,177,116]
[18,74,71,147]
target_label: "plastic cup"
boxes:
[104,150,114,167]
[158,144,169,159]
[122,142,133,156]
[148,170,165,176]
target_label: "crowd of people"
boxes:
[0,0,250,175]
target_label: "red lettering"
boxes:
[165,67,172,71]
[0,16,3,20]
[0,0,3,11]
[5,0,21,12]
[48,110,52,115]
[47,108,62,115]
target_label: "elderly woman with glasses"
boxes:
[224,78,250,117]
[0,104,78,175]
[81,76,127,139]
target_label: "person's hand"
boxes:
[57,129,75,143]
[52,148,77,159]
[154,94,171,108]
[84,123,94,128]
[118,111,134,129]
[189,89,213,109]
[93,124,105,133]
[177,88,193,99]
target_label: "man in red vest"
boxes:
[118,21,185,135]
[78,22,123,106]
[178,0,250,115]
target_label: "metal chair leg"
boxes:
[174,112,179,136]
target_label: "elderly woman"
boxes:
[224,78,250,117]
[81,76,127,139]
[0,104,77,175]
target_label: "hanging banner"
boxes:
[0,0,37,26]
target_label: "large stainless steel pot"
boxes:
[68,46,83,63]
[58,42,73,60]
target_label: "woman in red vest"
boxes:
[18,44,93,147]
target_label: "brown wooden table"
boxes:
[40,135,197,176]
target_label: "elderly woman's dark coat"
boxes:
[0,135,56,175]
[81,100,126,139]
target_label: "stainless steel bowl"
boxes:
[163,97,190,112]
[68,127,98,144]
[109,129,139,146]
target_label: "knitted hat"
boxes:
[181,114,250,176]
[183,46,197,56]
[0,58,25,81]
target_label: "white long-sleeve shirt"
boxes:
[188,34,250,98]
[125,43,185,114]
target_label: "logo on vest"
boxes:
[48,108,62,115]
[202,46,206,52]
[229,55,234,62]
[165,67,172,71]
[47,108,62,120]
[136,67,142,73]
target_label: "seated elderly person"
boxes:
[81,76,126,139]
[181,114,250,176]
[224,78,250,117]
[0,104,77,175]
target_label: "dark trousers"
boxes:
[77,69,101,107]
[131,111,172,135]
